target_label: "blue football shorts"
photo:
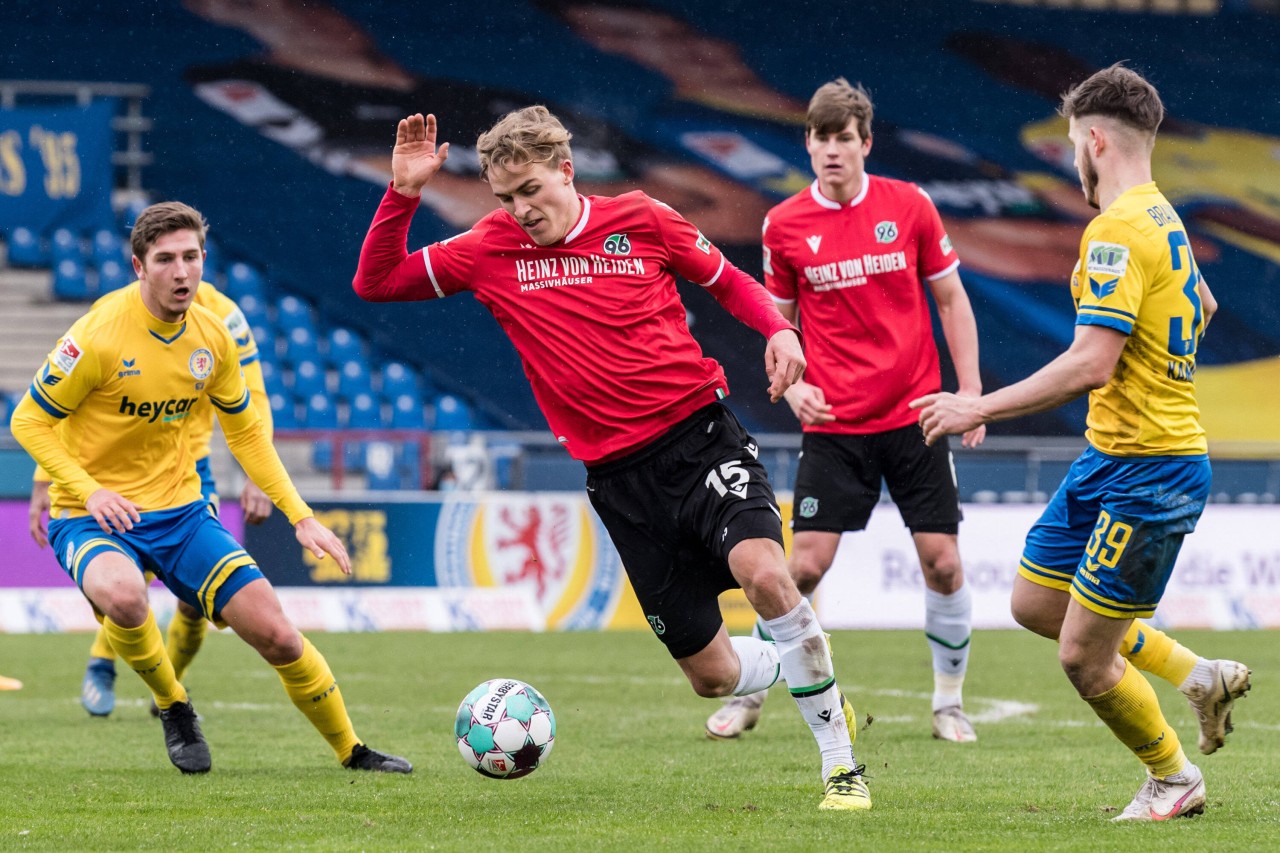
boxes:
[49,499,263,626]
[1017,446,1210,619]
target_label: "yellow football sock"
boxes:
[1084,660,1186,779]
[166,608,208,682]
[89,626,115,661]
[103,611,188,710]
[1119,621,1197,688]
[273,636,360,763]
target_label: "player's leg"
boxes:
[1118,620,1251,755]
[215,577,410,772]
[883,426,973,741]
[81,625,118,717]
[49,513,209,774]
[914,532,976,742]
[1061,604,1204,821]
[705,530,841,740]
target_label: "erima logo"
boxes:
[1089,276,1119,299]
[806,235,822,254]
[118,357,141,379]
[118,394,199,423]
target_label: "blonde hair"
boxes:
[476,106,573,179]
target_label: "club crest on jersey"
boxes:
[52,336,83,376]
[874,221,899,243]
[695,231,711,254]
[188,348,213,380]
[1086,241,1130,278]
[806,235,822,254]
[798,496,819,518]
[602,233,632,255]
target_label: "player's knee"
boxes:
[921,555,963,592]
[176,599,201,619]
[685,668,736,699]
[789,550,830,595]
[253,624,304,665]
[738,561,796,610]
[97,590,151,628]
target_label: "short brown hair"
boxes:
[807,78,874,140]
[130,201,207,261]
[476,106,573,179]
[1058,63,1164,135]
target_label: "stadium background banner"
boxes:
[0,100,115,234]
[2,496,1278,633]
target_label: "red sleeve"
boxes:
[352,184,475,302]
[645,195,796,341]
[913,186,961,280]
[704,260,799,342]
[761,213,798,302]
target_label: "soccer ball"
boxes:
[455,678,556,779]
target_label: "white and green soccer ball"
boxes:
[455,678,556,779]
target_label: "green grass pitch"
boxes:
[1,629,1276,851]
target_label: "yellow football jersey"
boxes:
[1069,182,1207,456]
[11,286,308,522]
[32,282,271,485]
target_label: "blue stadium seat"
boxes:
[269,391,299,430]
[237,293,269,329]
[336,357,372,401]
[50,228,83,265]
[250,322,275,360]
[7,226,47,266]
[119,196,149,230]
[380,360,421,400]
[274,294,315,334]
[344,392,382,471]
[389,392,427,429]
[433,394,474,431]
[303,393,339,470]
[289,359,327,400]
[92,228,127,269]
[97,259,131,293]
[225,261,266,302]
[52,258,91,301]
[325,327,364,368]
[259,358,287,398]
[282,325,322,369]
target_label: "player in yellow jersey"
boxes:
[912,65,1250,821]
[29,279,275,718]
[11,201,409,775]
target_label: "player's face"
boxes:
[488,159,581,246]
[134,229,204,323]
[1068,117,1101,210]
[806,119,872,202]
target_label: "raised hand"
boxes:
[392,113,451,197]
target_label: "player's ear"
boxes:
[560,158,574,185]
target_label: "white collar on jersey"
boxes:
[809,173,869,210]
[562,195,591,245]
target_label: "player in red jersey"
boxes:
[706,79,987,745]
[354,109,870,810]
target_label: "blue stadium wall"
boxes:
[6,0,1279,436]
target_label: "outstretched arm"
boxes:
[910,324,1126,445]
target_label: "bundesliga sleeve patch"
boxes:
[695,231,711,254]
[52,336,83,376]
[940,234,954,255]
[1085,241,1131,278]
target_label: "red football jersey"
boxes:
[763,175,959,434]
[355,187,792,463]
